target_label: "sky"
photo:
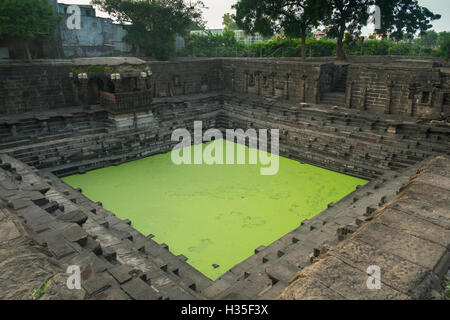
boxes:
[58,0,450,34]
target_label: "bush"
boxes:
[437,32,450,59]
[177,31,450,60]
[389,42,415,56]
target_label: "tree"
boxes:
[418,30,438,48]
[325,0,374,60]
[233,0,330,61]
[0,0,59,61]
[375,0,441,41]
[92,0,205,60]
[437,32,450,60]
[222,13,238,30]
[324,0,440,60]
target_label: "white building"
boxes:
[190,29,272,44]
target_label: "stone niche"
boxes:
[69,57,153,114]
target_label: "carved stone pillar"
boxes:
[78,73,89,106]
[313,77,320,104]
[244,70,248,93]
[8,122,17,136]
[271,72,276,96]
[69,73,81,106]
[256,71,261,96]
[301,74,307,102]
[385,81,394,115]
[285,73,291,100]
[362,87,368,111]
[435,90,445,114]
[408,83,416,117]
[346,80,354,109]
[37,117,49,133]
[231,68,236,92]
[139,72,147,91]
[63,114,73,129]
[111,74,121,93]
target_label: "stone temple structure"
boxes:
[0,56,448,300]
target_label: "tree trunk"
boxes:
[301,27,307,62]
[336,36,346,61]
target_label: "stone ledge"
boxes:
[280,156,450,300]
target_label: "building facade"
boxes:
[56,2,131,58]
[190,29,272,44]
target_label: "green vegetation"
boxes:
[71,66,115,74]
[222,13,238,30]
[233,0,329,61]
[177,31,450,60]
[233,0,441,61]
[31,279,50,300]
[0,0,59,61]
[437,32,450,60]
[444,275,450,300]
[63,140,367,280]
[92,0,205,60]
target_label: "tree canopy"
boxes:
[376,0,441,41]
[233,0,330,60]
[0,0,59,60]
[418,30,439,48]
[92,0,205,60]
[437,32,450,60]
[222,13,238,30]
[233,0,441,60]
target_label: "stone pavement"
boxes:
[280,156,450,300]
[0,154,203,300]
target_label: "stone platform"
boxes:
[280,156,450,300]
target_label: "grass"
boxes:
[31,279,50,300]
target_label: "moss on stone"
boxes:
[31,279,50,300]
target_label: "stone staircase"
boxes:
[320,66,348,107]
[222,93,449,180]
[0,154,207,300]
[319,91,346,107]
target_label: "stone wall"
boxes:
[346,64,443,118]
[221,58,328,103]
[220,93,449,179]
[0,59,223,115]
[0,94,222,177]
[0,61,75,114]
[147,59,224,98]
[1,58,449,120]
[1,91,447,180]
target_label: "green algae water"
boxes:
[62,140,367,280]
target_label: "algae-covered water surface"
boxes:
[62,140,367,280]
